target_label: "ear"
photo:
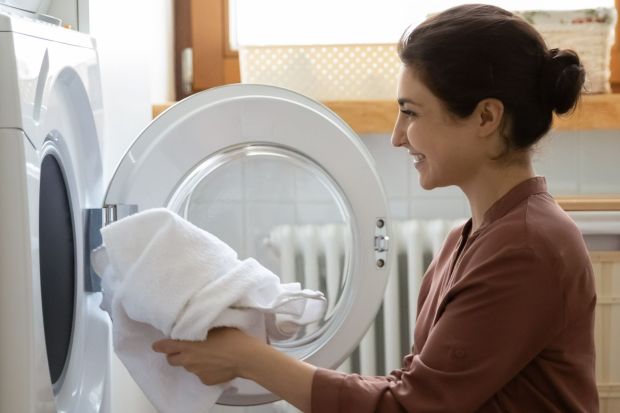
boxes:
[476,98,504,137]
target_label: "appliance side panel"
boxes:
[0,33,22,129]
[0,130,37,413]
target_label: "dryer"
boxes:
[0,4,111,413]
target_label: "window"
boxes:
[231,0,614,49]
[171,0,620,131]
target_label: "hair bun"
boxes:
[540,48,585,114]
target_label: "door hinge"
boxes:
[84,204,137,292]
[374,218,389,269]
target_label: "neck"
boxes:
[460,161,536,232]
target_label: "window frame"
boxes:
[182,0,620,94]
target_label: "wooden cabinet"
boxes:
[590,251,620,413]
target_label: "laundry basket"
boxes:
[515,8,617,93]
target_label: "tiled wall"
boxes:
[536,130,620,195]
[360,129,620,221]
[182,154,349,274]
[184,129,620,259]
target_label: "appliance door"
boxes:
[104,84,392,405]
[37,36,110,413]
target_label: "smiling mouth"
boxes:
[412,153,426,165]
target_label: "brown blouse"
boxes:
[311,177,598,412]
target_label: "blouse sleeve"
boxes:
[311,247,564,413]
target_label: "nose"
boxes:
[391,121,407,148]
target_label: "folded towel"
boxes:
[91,208,326,413]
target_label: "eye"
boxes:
[400,109,418,118]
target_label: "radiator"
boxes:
[265,218,464,376]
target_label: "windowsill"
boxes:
[322,94,620,134]
[556,197,620,211]
[153,93,620,134]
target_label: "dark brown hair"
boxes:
[398,4,585,151]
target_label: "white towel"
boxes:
[91,208,326,413]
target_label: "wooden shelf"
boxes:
[557,94,620,131]
[556,197,620,212]
[322,94,620,133]
[153,93,620,134]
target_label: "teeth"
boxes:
[412,153,426,164]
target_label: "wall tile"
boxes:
[388,199,409,220]
[244,156,297,202]
[186,160,244,202]
[533,131,580,195]
[578,130,620,194]
[243,201,297,274]
[185,200,245,255]
[296,202,347,225]
[409,196,468,220]
[295,167,338,202]
[360,134,410,199]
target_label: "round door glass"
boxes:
[39,153,75,389]
[167,144,354,351]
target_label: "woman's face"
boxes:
[391,65,486,191]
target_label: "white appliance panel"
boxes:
[0,10,110,413]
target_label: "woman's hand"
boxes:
[153,327,315,412]
[152,327,259,386]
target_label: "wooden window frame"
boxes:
[168,0,620,132]
[610,0,620,92]
[184,0,620,94]
[190,0,240,89]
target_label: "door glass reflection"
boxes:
[168,144,353,347]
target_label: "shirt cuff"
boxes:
[311,367,347,412]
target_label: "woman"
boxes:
[153,4,598,412]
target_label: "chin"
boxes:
[418,178,436,191]
[418,174,452,191]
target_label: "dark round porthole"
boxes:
[39,154,75,386]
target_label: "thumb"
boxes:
[152,339,184,354]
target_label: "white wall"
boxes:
[87,1,174,412]
[46,0,77,28]
[88,0,174,183]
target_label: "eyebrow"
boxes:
[398,98,423,107]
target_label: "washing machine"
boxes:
[0,2,395,411]
[0,3,111,413]
[100,85,394,409]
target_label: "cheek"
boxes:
[408,122,441,156]
[405,122,422,146]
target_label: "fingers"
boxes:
[152,337,236,386]
[152,340,189,368]
[152,339,188,354]
[153,339,199,371]
[166,352,184,367]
